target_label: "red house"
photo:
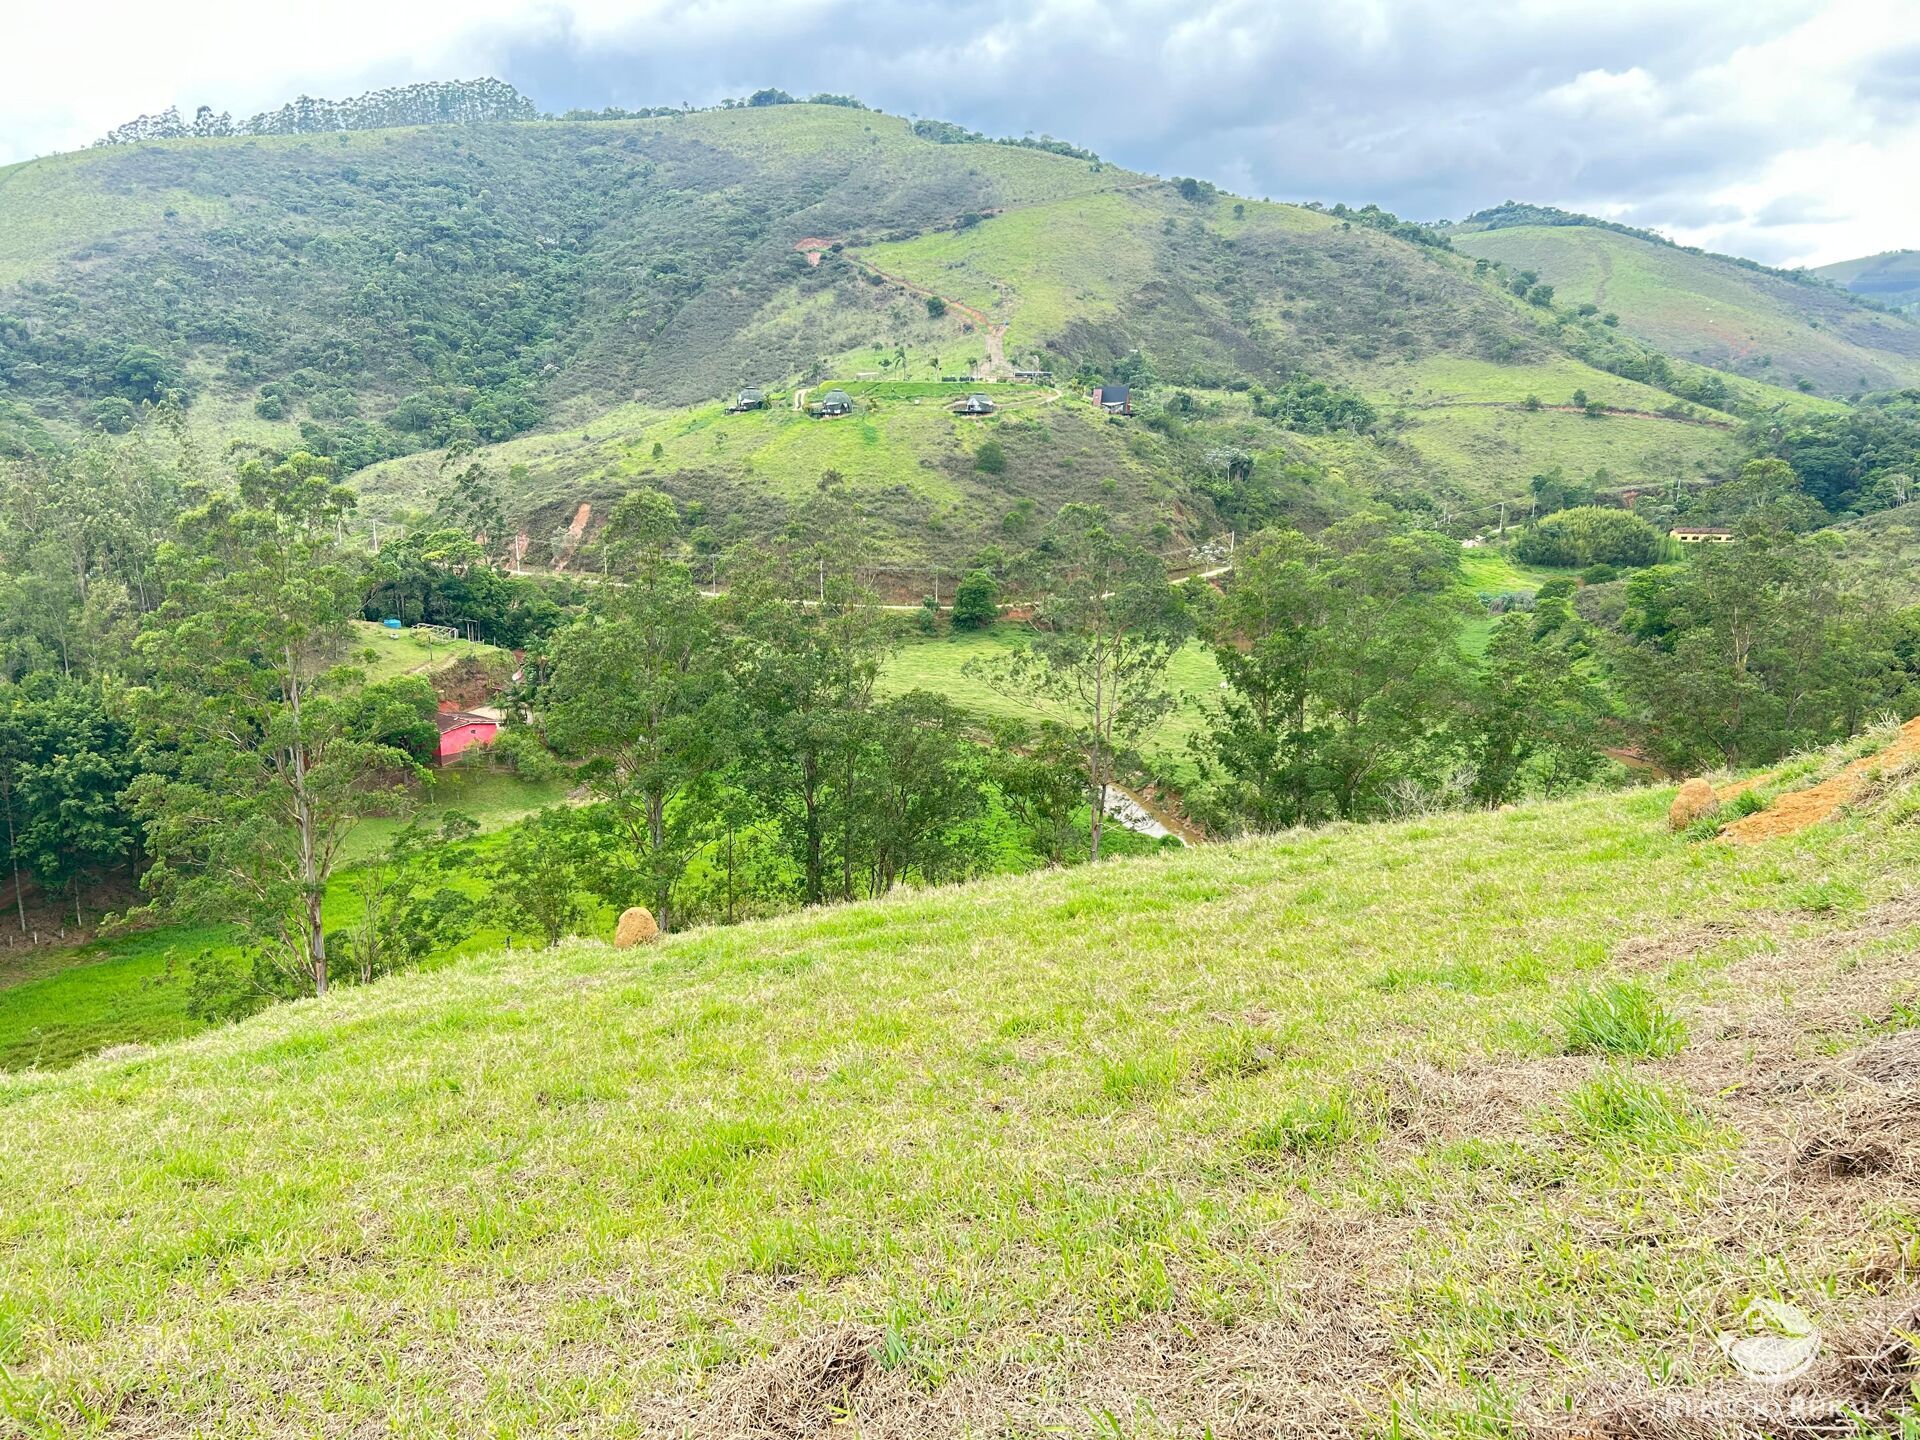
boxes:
[435,709,500,765]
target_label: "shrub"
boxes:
[1560,980,1688,1057]
[1253,376,1377,433]
[974,438,1007,474]
[1514,506,1665,569]
[925,296,947,320]
[950,569,998,629]
[90,396,137,433]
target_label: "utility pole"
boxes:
[1498,501,1507,540]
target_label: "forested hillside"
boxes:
[3,93,1888,564]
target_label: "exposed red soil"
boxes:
[1721,715,1920,844]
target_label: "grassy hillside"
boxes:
[3,780,1917,1434]
[4,107,1824,555]
[0,105,1142,456]
[1452,223,1920,396]
[352,179,1779,558]
[351,384,1196,566]
[1816,250,1920,313]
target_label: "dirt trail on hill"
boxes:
[549,502,592,572]
[825,247,1011,380]
[1722,715,1920,843]
[1411,399,1737,430]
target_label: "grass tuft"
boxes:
[1559,979,1688,1057]
[1560,1066,1708,1150]
[1248,1085,1367,1158]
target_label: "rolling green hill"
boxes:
[3,773,1918,1434]
[0,97,1842,563]
[1816,249,1920,314]
[1451,218,1920,396]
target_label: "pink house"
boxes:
[435,709,500,766]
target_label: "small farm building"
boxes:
[435,709,500,765]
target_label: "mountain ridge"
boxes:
[0,97,1889,564]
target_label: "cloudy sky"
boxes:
[5,0,1918,267]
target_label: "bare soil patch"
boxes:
[1723,716,1920,843]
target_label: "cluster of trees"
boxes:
[94,80,539,146]
[1191,513,1920,830]
[1251,377,1379,434]
[533,492,1182,940]
[1512,506,1667,569]
[1771,393,1920,516]
[1187,520,1607,830]
[1608,530,1919,769]
[0,677,137,928]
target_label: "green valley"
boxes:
[2,49,1920,1440]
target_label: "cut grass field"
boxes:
[2,775,1917,1435]
[882,629,1224,781]
[1455,547,1580,655]
[347,621,503,685]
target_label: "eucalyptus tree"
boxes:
[971,504,1190,860]
[130,452,425,997]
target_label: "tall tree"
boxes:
[1467,605,1609,805]
[1191,519,1471,831]
[727,477,890,904]
[543,490,729,931]
[860,691,988,894]
[971,505,1190,859]
[130,451,422,997]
